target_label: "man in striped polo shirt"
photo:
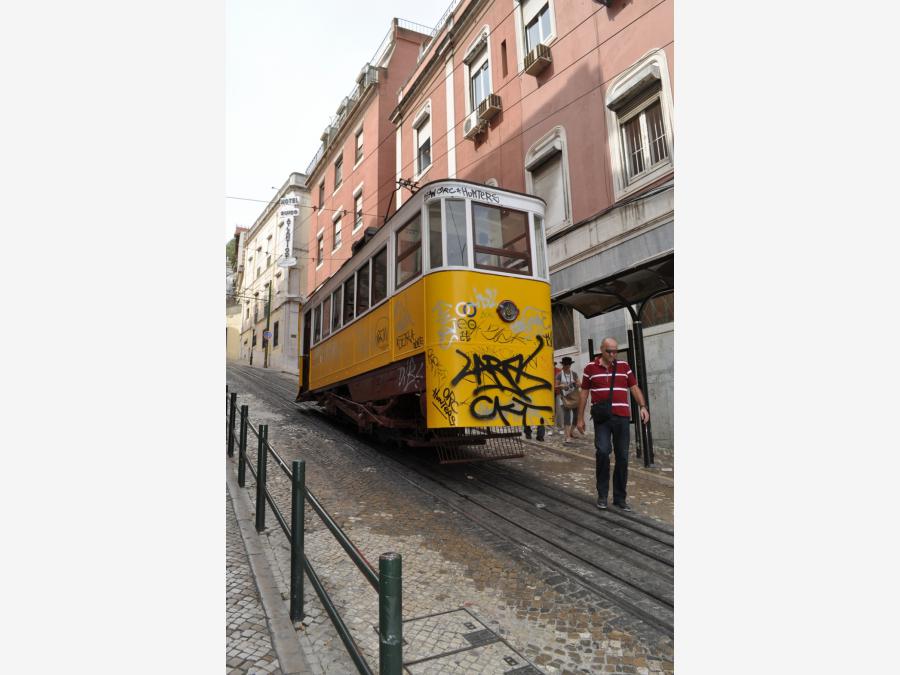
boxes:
[576,337,650,511]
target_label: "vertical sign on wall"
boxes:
[278,193,299,268]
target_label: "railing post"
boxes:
[238,405,249,488]
[227,392,237,456]
[290,459,306,622]
[255,424,268,532]
[379,552,403,675]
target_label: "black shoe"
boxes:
[596,499,607,510]
[613,501,632,512]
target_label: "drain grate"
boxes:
[462,628,500,647]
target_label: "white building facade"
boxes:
[236,172,311,375]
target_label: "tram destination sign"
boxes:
[422,184,500,204]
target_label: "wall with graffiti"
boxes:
[424,271,555,428]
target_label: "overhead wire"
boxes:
[227,0,669,227]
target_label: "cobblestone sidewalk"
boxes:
[227,492,283,674]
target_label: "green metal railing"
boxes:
[226,387,402,675]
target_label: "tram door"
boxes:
[300,308,311,394]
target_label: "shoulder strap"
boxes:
[607,361,617,399]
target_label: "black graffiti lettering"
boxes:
[482,324,527,344]
[458,330,472,342]
[396,329,424,350]
[542,332,553,348]
[375,327,388,348]
[470,395,552,426]
[430,386,458,426]
[452,335,552,422]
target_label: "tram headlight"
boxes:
[497,300,519,322]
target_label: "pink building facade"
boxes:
[305,21,429,298]
[392,0,675,451]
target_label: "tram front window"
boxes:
[472,203,531,276]
[428,201,442,269]
[446,199,467,267]
[396,214,422,287]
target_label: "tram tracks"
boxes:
[227,364,674,637]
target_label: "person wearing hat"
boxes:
[555,356,580,443]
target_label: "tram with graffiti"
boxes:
[298,179,553,462]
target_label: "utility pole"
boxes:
[264,280,272,368]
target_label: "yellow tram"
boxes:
[298,180,553,461]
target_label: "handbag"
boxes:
[590,361,617,423]
[561,371,580,410]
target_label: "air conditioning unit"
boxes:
[477,93,502,122]
[524,43,552,76]
[463,111,485,140]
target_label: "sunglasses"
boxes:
[603,349,618,354]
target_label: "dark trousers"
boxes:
[594,415,630,504]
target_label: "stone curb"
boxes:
[226,461,312,675]
[519,436,675,487]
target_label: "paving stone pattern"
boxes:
[226,492,283,675]
[227,367,674,674]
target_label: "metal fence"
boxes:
[226,389,403,675]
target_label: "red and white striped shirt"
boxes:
[580,359,637,417]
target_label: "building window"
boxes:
[469,49,491,111]
[395,214,422,288]
[641,292,674,328]
[525,126,571,235]
[413,108,432,175]
[353,190,364,232]
[371,246,388,305]
[252,331,257,347]
[620,98,669,182]
[605,50,673,199]
[318,181,325,208]
[334,155,343,189]
[524,1,552,52]
[273,321,279,348]
[472,204,531,275]
[356,260,370,315]
[245,305,250,319]
[316,233,324,267]
[551,303,575,349]
[332,217,342,251]
[355,128,364,163]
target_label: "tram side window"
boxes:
[343,276,355,325]
[428,201,443,269]
[322,297,331,338]
[371,247,388,305]
[356,260,370,315]
[533,215,548,279]
[313,304,321,343]
[395,214,422,288]
[446,199,468,266]
[472,204,532,275]
[331,286,342,333]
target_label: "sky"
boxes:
[226,0,453,244]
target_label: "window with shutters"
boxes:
[525,126,571,236]
[462,28,493,115]
[316,233,324,268]
[353,185,364,233]
[605,49,673,199]
[354,127,364,164]
[334,154,343,189]
[414,111,432,176]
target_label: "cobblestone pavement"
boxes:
[227,364,675,674]
[227,492,283,675]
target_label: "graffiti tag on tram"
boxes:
[450,335,553,425]
[397,357,424,392]
[430,387,459,426]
